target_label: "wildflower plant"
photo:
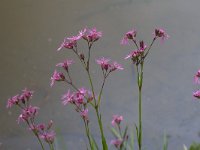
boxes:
[6,27,168,150]
[6,89,55,150]
[121,28,169,150]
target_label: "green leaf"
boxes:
[162,133,168,150]
[109,127,121,139]
[90,134,99,150]
[134,124,140,145]
[129,127,134,150]
[102,136,108,150]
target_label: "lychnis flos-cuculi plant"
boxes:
[6,27,168,150]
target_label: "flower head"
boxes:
[110,139,123,148]
[194,70,200,84]
[7,95,20,108]
[154,28,169,41]
[111,62,124,71]
[50,70,65,87]
[111,115,123,126]
[40,131,55,144]
[19,88,34,104]
[121,29,137,45]
[57,30,83,51]
[18,106,39,123]
[56,59,74,71]
[96,57,111,71]
[193,90,200,99]
[82,28,102,42]
[62,90,75,105]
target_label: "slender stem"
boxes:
[48,143,54,150]
[138,62,143,150]
[97,77,106,107]
[132,39,139,50]
[26,120,45,150]
[143,37,156,59]
[84,120,93,150]
[95,108,108,150]
[87,71,97,106]
[35,133,45,150]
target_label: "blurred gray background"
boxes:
[1,0,200,149]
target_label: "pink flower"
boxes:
[7,95,20,108]
[40,131,55,144]
[154,28,169,41]
[62,90,75,105]
[125,50,142,60]
[57,33,82,51]
[80,109,89,121]
[111,62,124,71]
[121,29,137,45]
[111,115,123,126]
[194,70,200,84]
[139,41,147,51]
[82,28,102,42]
[193,90,200,99]
[78,87,87,96]
[19,88,34,104]
[50,70,65,87]
[18,106,39,123]
[96,57,111,71]
[56,59,73,71]
[110,139,123,148]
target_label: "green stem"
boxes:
[35,132,45,150]
[48,143,54,150]
[84,120,93,150]
[87,71,97,106]
[138,62,143,150]
[26,120,45,150]
[95,108,108,150]
[97,77,106,107]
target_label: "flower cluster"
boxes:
[111,115,123,126]
[57,27,102,51]
[51,59,74,87]
[6,89,55,147]
[96,57,123,77]
[122,28,169,65]
[62,88,93,121]
[7,88,33,108]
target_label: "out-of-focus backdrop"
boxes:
[1,0,200,149]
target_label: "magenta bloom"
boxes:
[111,115,123,126]
[139,41,147,51]
[96,57,111,71]
[18,106,39,123]
[110,139,123,148]
[193,90,200,99]
[56,59,73,71]
[19,88,34,103]
[125,50,142,60]
[62,90,75,105]
[40,131,55,144]
[111,62,124,71]
[82,28,102,42]
[121,29,137,45]
[154,28,169,41]
[50,70,65,87]
[194,70,200,84]
[7,95,20,108]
